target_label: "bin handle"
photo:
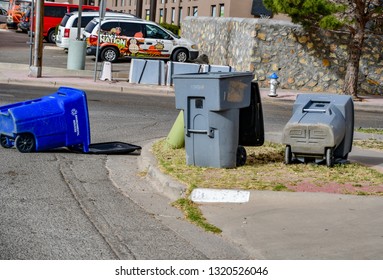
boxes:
[186,128,214,138]
[187,129,207,134]
[302,108,327,113]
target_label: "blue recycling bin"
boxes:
[0,87,91,153]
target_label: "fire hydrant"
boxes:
[268,73,280,97]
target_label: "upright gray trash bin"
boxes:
[283,94,354,167]
[173,72,253,168]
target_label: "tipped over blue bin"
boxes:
[0,87,91,153]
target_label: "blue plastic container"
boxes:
[0,87,91,153]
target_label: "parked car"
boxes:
[0,7,7,24]
[18,2,100,43]
[83,17,199,63]
[56,11,136,49]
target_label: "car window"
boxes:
[60,14,72,27]
[44,6,67,18]
[100,22,119,32]
[145,24,172,40]
[84,20,97,33]
[73,16,96,28]
[119,22,143,37]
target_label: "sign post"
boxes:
[93,0,107,81]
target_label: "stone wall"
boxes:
[181,17,383,95]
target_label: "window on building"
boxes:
[159,8,164,23]
[171,8,175,23]
[178,7,182,25]
[193,6,198,16]
[211,5,216,17]
[219,4,224,17]
[145,9,150,20]
[114,0,118,7]
[187,7,190,16]
[121,0,125,6]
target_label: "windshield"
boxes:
[163,27,180,39]
[146,24,177,40]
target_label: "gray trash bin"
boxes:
[173,72,253,168]
[282,94,354,167]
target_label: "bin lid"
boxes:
[70,142,141,154]
[173,71,253,80]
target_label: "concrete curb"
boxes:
[137,140,187,201]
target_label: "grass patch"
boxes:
[152,139,383,193]
[172,198,222,234]
[353,139,383,150]
[356,128,383,135]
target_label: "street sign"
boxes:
[99,0,106,20]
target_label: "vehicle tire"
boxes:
[326,147,334,167]
[285,145,292,164]
[0,134,13,148]
[15,134,35,153]
[47,29,56,43]
[236,145,247,167]
[100,47,119,63]
[171,48,188,62]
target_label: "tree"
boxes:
[264,0,383,100]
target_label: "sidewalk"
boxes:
[1,62,383,259]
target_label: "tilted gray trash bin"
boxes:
[283,94,354,167]
[173,72,253,168]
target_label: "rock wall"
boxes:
[181,17,383,95]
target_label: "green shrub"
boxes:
[160,22,180,35]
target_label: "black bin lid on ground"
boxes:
[70,142,142,155]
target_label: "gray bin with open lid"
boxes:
[173,72,253,168]
[282,94,354,167]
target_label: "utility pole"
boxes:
[29,0,44,78]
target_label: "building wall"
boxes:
[107,0,280,24]
[181,17,383,94]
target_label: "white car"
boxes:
[56,11,136,49]
[83,17,199,63]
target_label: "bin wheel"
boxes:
[0,135,13,148]
[15,134,35,153]
[285,145,292,164]
[236,146,247,167]
[326,147,334,167]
